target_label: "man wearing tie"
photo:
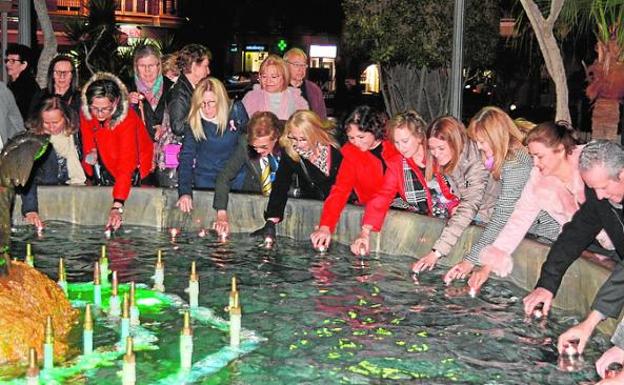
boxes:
[213,111,282,237]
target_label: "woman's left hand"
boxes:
[24,212,43,229]
[412,251,440,273]
[107,208,123,230]
[468,264,492,292]
[443,260,474,285]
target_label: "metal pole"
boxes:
[1,11,6,81]
[18,0,31,47]
[449,0,464,120]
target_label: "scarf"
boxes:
[135,74,164,110]
[297,144,329,176]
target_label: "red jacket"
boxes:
[319,141,398,232]
[81,107,153,201]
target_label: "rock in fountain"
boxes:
[0,261,78,365]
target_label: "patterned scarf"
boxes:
[135,74,164,109]
[400,157,431,214]
[296,144,329,176]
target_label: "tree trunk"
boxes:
[380,64,449,123]
[591,98,620,141]
[33,0,57,88]
[519,0,571,123]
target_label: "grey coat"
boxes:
[0,81,25,149]
[432,140,500,256]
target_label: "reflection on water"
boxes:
[6,221,609,384]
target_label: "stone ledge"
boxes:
[11,185,617,334]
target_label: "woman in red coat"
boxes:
[80,72,153,231]
[350,111,458,256]
[310,106,398,250]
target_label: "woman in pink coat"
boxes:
[468,121,614,290]
[242,54,309,121]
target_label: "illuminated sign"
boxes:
[277,39,287,52]
[245,45,267,52]
[309,45,337,58]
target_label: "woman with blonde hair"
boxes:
[176,77,248,213]
[251,110,342,239]
[349,110,457,255]
[443,106,560,284]
[242,54,309,121]
[412,115,500,272]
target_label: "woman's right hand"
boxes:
[213,210,230,237]
[310,225,332,250]
[350,227,371,256]
[128,91,142,105]
[176,195,193,213]
[412,251,441,273]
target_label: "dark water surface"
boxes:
[5,221,610,384]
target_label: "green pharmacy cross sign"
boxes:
[277,39,288,52]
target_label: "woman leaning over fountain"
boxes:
[441,107,560,285]
[410,116,500,272]
[251,110,342,240]
[467,121,614,291]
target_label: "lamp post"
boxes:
[449,0,465,120]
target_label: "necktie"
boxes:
[261,157,272,196]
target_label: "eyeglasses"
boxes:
[4,58,23,64]
[201,100,217,108]
[287,61,308,69]
[53,70,72,78]
[287,136,308,143]
[89,105,115,114]
[137,63,159,71]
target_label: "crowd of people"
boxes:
[3,41,624,383]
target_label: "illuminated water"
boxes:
[4,221,609,384]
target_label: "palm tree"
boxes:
[585,0,624,140]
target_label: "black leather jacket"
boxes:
[165,74,194,137]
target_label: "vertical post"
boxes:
[18,0,31,46]
[1,10,7,82]
[449,0,465,120]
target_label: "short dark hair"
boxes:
[85,78,121,105]
[343,105,387,140]
[5,43,34,69]
[176,44,211,74]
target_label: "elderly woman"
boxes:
[212,111,282,237]
[176,77,248,213]
[242,54,309,121]
[410,116,499,271]
[310,105,398,250]
[251,110,342,239]
[127,44,174,141]
[80,72,154,231]
[19,96,86,228]
[31,55,81,117]
[349,111,457,255]
[167,44,211,137]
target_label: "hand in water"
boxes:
[468,264,492,292]
[24,212,43,230]
[596,346,624,379]
[412,251,440,273]
[251,221,276,239]
[311,225,332,251]
[213,210,230,238]
[522,287,553,317]
[350,236,369,256]
[443,259,474,285]
[176,195,193,213]
[558,323,592,356]
[107,209,123,231]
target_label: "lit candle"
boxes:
[83,304,93,355]
[93,262,102,308]
[122,336,136,385]
[180,311,193,370]
[153,250,165,292]
[359,245,366,257]
[129,282,140,326]
[109,271,121,317]
[43,316,54,370]
[26,347,39,385]
[263,237,274,249]
[229,292,241,348]
[318,245,326,253]
[57,258,67,296]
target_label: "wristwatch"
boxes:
[431,248,443,258]
[111,206,124,214]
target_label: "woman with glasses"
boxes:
[4,44,39,119]
[242,54,309,121]
[212,111,282,237]
[310,106,398,250]
[176,77,249,213]
[128,45,173,142]
[31,55,81,119]
[251,110,342,240]
[80,72,154,231]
